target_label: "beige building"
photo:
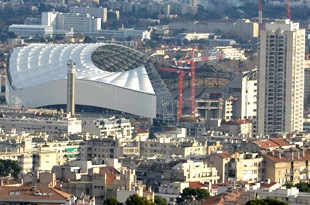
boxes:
[163,161,219,185]
[209,152,264,183]
[83,118,134,138]
[234,19,259,39]
[264,148,310,184]
[257,20,305,136]
[220,119,252,136]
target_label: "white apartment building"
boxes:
[0,117,82,136]
[69,6,107,22]
[99,29,151,41]
[8,25,53,38]
[83,118,134,138]
[257,20,305,136]
[163,161,219,185]
[255,186,310,205]
[42,12,101,33]
[241,69,257,119]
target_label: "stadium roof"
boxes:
[8,43,155,94]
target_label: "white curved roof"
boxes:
[9,43,155,94]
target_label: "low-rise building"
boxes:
[263,148,310,184]
[9,24,53,38]
[163,161,219,185]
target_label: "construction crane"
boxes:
[175,48,226,118]
[159,67,189,122]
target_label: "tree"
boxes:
[84,36,94,43]
[103,196,121,205]
[245,198,288,205]
[176,188,210,204]
[125,194,155,205]
[154,195,167,205]
[295,182,310,192]
[0,159,21,178]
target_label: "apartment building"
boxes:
[83,118,134,138]
[162,161,219,185]
[42,12,101,33]
[8,24,53,38]
[69,6,107,22]
[0,116,82,137]
[241,69,257,119]
[80,137,140,163]
[98,29,151,41]
[257,20,305,136]
[263,148,310,184]
[219,119,252,136]
[255,186,310,205]
[209,152,264,183]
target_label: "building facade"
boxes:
[257,20,305,136]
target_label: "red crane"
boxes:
[171,50,224,119]
[159,67,189,122]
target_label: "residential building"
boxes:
[8,24,53,38]
[241,69,257,119]
[175,33,214,41]
[98,29,151,41]
[255,186,310,205]
[42,11,101,33]
[69,6,107,22]
[83,118,134,138]
[162,161,219,185]
[263,148,310,184]
[0,116,82,137]
[219,119,252,136]
[234,19,259,39]
[257,20,305,136]
[209,152,264,183]
[0,185,74,205]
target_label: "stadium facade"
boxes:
[6,43,175,124]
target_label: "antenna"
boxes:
[258,0,263,29]
[286,0,290,19]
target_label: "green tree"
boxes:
[84,36,94,43]
[0,159,21,178]
[103,196,121,205]
[245,198,288,205]
[154,195,167,205]
[176,188,210,204]
[295,182,310,192]
[125,194,155,205]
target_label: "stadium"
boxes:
[6,43,175,124]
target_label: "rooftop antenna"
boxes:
[67,60,76,117]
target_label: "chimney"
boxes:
[300,149,305,157]
[67,60,76,117]
[31,185,37,192]
[0,178,3,186]
[277,151,281,159]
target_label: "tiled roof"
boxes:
[260,182,278,188]
[188,181,207,188]
[254,140,279,149]
[0,185,71,203]
[218,152,231,158]
[269,138,291,146]
[263,151,310,163]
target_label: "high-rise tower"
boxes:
[257,20,305,136]
[67,60,76,117]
